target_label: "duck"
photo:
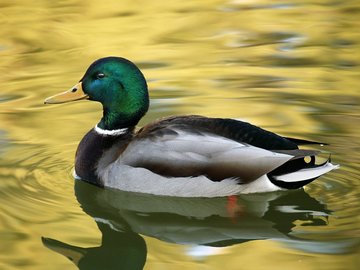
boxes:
[44,56,339,197]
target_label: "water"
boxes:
[0,0,359,269]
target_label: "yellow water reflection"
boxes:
[0,0,359,269]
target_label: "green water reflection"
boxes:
[43,181,356,269]
[0,0,360,269]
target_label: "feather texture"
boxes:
[119,129,293,182]
[89,116,339,197]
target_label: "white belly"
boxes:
[96,164,282,197]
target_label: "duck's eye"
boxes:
[96,73,105,79]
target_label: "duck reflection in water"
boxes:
[43,181,339,269]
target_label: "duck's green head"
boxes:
[45,57,149,130]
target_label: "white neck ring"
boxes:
[94,125,128,136]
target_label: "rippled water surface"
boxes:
[1,1,360,269]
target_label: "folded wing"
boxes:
[119,127,316,183]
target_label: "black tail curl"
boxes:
[268,157,329,189]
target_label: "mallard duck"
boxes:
[44,56,339,197]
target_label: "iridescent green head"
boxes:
[45,57,149,130]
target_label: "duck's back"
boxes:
[136,115,299,150]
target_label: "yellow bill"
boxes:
[44,82,89,104]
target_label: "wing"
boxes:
[284,137,327,146]
[119,119,318,182]
[137,115,300,150]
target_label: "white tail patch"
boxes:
[274,162,339,182]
